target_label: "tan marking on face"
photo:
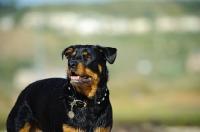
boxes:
[94,127,111,132]
[100,49,103,52]
[83,51,88,55]
[67,61,85,78]
[63,124,84,132]
[65,48,74,58]
[20,123,41,132]
[72,51,76,56]
[69,63,100,98]
[98,64,102,73]
[67,48,73,53]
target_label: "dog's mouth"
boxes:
[70,72,92,83]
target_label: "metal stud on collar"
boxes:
[68,86,108,105]
[97,88,108,104]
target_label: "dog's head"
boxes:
[62,45,117,98]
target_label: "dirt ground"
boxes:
[1,125,200,132]
[112,124,200,132]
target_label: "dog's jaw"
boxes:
[67,64,100,98]
[70,76,92,83]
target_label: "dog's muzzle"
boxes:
[68,60,78,68]
[68,60,92,84]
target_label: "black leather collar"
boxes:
[59,85,109,108]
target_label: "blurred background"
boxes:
[0,0,200,131]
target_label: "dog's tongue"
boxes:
[70,76,91,83]
[80,77,91,83]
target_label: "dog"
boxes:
[6,45,117,132]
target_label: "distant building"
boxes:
[21,12,200,35]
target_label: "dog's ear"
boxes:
[62,46,74,60]
[96,45,117,64]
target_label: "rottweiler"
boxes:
[6,45,117,132]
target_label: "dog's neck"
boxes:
[67,65,109,99]
[64,84,109,106]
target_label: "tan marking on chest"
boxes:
[63,124,84,132]
[19,123,41,132]
[98,64,102,73]
[94,127,111,132]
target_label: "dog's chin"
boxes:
[70,76,92,84]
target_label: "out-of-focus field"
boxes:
[0,1,200,131]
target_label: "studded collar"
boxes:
[59,85,109,108]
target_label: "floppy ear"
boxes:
[97,45,117,64]
[61,46,74,60]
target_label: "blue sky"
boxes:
[1,0,199,7]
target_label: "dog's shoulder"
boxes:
[26,78,68,90]
[20,78,69,101]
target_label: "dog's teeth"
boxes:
[71,76,80,80]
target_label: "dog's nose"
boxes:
[69,60,78,68]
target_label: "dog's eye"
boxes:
[84,55,92,61]
[87,56,92,61]
[68,55,74,60]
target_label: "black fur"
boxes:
[7,45,117,132]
